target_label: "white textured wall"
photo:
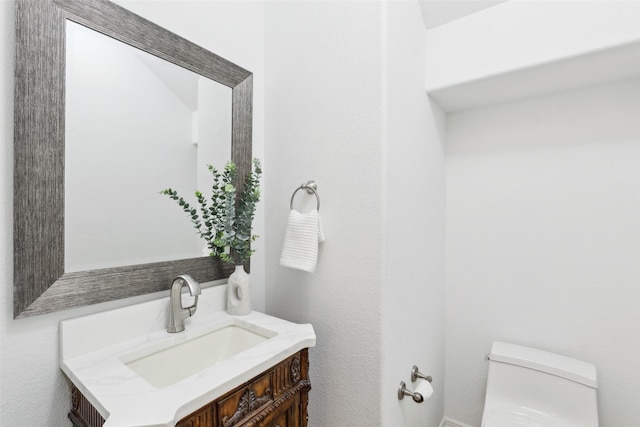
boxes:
[0,2,264,425]
[445,77,640,426]
[382,2,446,426]
[264,2,446,426]
[264,2,385,425]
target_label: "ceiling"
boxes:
[419,0,509,30]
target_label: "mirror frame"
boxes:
[14,0,253,318]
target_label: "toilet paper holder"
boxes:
[411,365,432,383]
[398,365,433,402]
[398,381,424,402]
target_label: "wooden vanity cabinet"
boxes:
[69,349,310,427]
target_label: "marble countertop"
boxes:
[59,286,316,427]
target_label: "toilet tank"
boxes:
[482,341,599,427]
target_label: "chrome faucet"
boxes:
[167,275,201,333]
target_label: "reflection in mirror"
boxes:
[13,0,252,318]
[65,22,232,272]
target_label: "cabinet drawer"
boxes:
[218,372,273,426]
[248,392,300,427]
[176,404,214,427]
[255,407,289,427]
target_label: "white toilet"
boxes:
[482,341,599,427]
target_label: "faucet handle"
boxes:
[187,304,198,316]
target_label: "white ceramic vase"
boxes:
[227,265,251,315]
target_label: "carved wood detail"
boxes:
[242,380,311,427]
[290,356,301,383]
[222,387,272,427]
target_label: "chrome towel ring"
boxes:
[290,180,320,211]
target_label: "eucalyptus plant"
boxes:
[161,158,262,265]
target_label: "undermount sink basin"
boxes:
[60,288,316,427]
[121,320,276,388]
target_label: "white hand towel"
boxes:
[280,209,325,272]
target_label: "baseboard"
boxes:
[439,417,475,427]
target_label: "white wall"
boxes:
[445,76,640,426]
[0,1,264,425]
[264,1,446,426]
[264,2,385,425]
[382,2,446,426]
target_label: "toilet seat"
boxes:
[483,407,575,427]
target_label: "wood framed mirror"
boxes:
[14,0,253,318]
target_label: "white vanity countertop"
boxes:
[59,286,316,427]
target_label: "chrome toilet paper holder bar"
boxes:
[398,365,433,402]
[411,365,432,383]
[398,381,424,403]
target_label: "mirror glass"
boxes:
[65,22,232,272]
[14,0,252,318]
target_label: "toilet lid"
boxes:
[483,409,574,427]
